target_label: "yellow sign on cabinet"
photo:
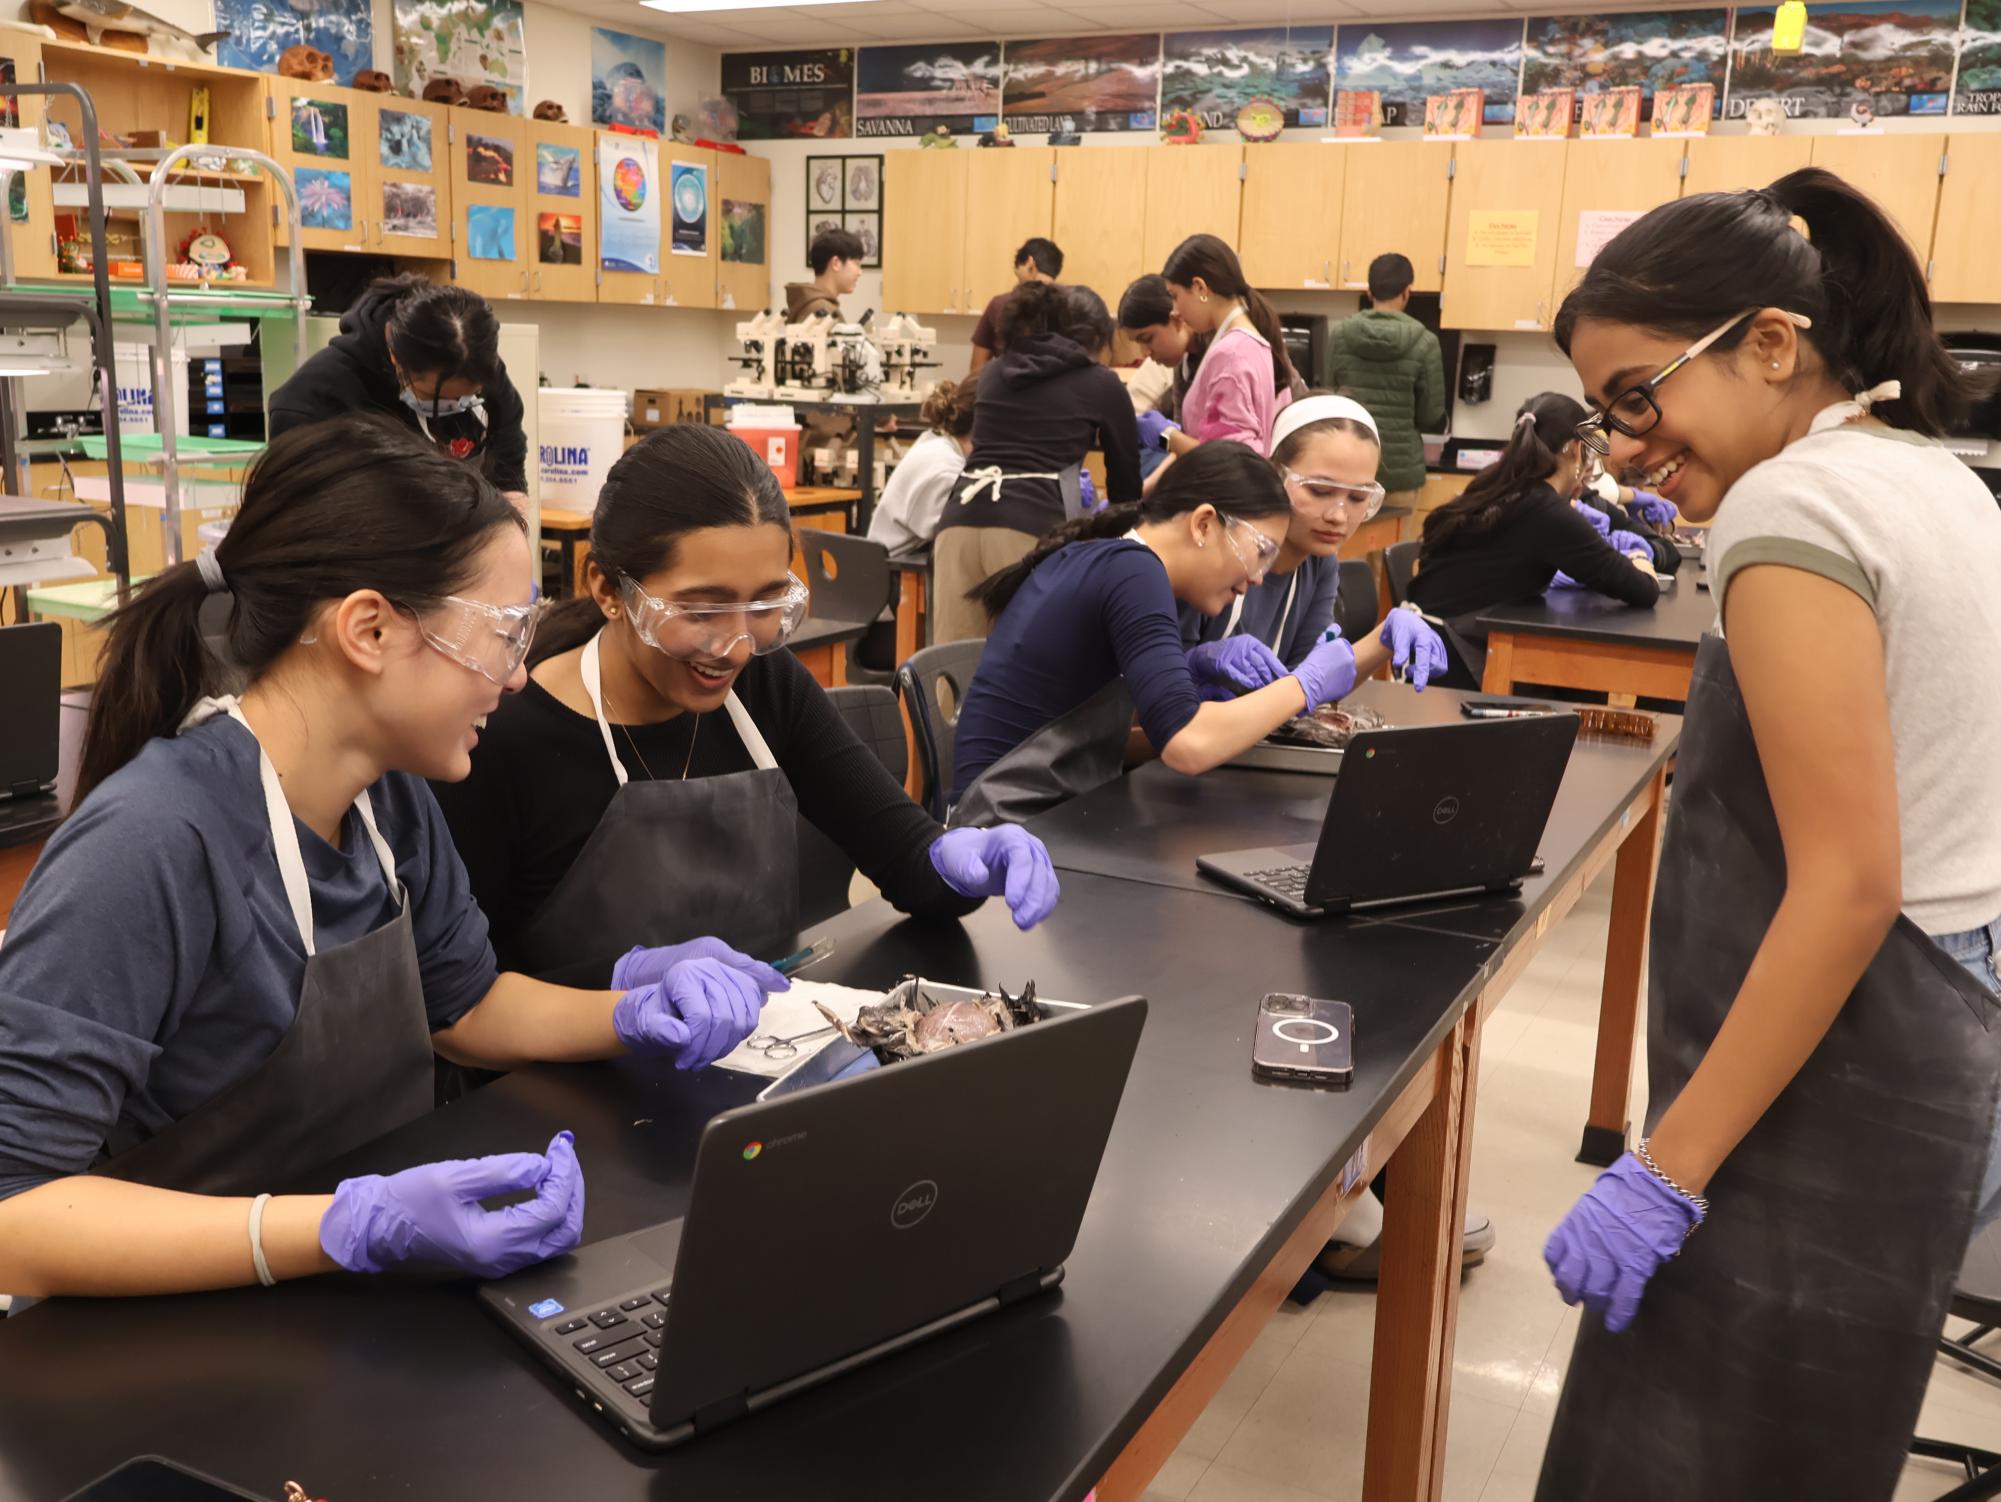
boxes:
[1467,209,1540,268]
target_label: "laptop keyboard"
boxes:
[1246,864,1313,899]
[552,1289,672,1405]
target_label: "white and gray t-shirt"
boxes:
[1709,422,2001,936]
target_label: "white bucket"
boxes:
[113,343,191,436]
[537,386,629,508]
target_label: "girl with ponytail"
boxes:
[1536,169,2001,1499]
[1409,391,1660,687]
[948,441,1365,823]
[0,415,793,1301]
[1157,234,1297,458]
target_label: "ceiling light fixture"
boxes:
[640,0,872,12]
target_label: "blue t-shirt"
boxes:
[1178,553,1340,669]
[951,538,1202,799]
[0,716,497,1202]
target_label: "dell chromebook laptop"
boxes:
[1197,716,1577,917]
[481,993,1146,1449]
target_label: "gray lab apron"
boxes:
[507,632,801,987]
[949,678,1135,830]
[94,698,433,1197]
[1536,636,2001,1502]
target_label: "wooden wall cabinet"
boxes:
[961,147,1053,317]
[1240,142,1344,291]
[715,149,771,313]
[1808,132,1944,263]
[1053,148,1147,313]
[370,95,452,260]
[1441,139,1566,332]
[593,129,660,307]
[1680,135,1813,197]
[1141,144,1242,275]
[1551,137,1686,306]
[450,108,529,302]
[883,150,967,315]
[1337,141,1453,294]
[268,77,374,253]
[659,145,718,310]
[1931,134,2001,303]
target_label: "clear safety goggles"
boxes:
[620,574,811,661]
[406,594,544,684]
[1218,511,1281,584]
[1280,467,1385,522]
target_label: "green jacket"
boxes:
[1322,309,1446,493]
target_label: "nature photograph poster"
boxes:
[1335,18,1525,126]
[592,27,668,136]
[393,0,529,115]
[539,212,582,265]
[296,168,353,232]
[1160,27,1333,130]
[1728,0,1960,118]
[598,136,661,274]
[855,41,1002,137]
[467,203,516,261]
[1002,34,1161,133]
[379,109,433,172]
[382,181,437,238]
[722,48,854,139]
[1958,0,2001,113]
[537,143,582,198]
[721,199,766,266]
[1520,11,1730,122]
[290,98,349,158]
[467,133,514,187]
[218,0,374,85]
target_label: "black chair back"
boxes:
[1333,559,1380,644]
[796,685,909,927]
[896,638,985,822]
[1384,540,1421,609]
[799,530,895,685]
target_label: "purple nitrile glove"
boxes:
[1137,410,1179,451]
[614,958,773,1070]
[1543,1151,1704,1333]
[1573,500,1612,539]
[1186,635,1288,694]
[930,825,1061,929]
[1551,571,1587,590]
[610,936,789,995]
[1078,469,1102,513]
[1290,625,1357,711]
[319,1130,586,1277]
[1379,606,1448,692]
[1609,529,1651,560]
[1628,489,1677,529]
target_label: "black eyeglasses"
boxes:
[1576,309,1812,456]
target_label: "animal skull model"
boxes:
[533,100,568,122]
[278,43,332,82]
[422,78,467,107]
[350,69,393,94]
[465,84,508,113]
[1745,98,1787,137]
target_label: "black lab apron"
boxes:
[507,632,800,987]
[94,698,434,1197]
[1536,635,2001,1502]
[949,678,1135,830]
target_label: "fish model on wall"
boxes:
[51,0,227,51]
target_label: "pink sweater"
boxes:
[1180,323,1291,450]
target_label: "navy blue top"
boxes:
[0,716,497,1202]
[1178,552,1340,668]
[951,539,1203,799]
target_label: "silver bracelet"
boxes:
[1635,1140,1710,1219]
[247,1192,277,1288]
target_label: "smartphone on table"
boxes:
[1251,993,1354,1087]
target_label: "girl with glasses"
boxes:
[431,422,1058,996]
[0,417,787,1300]
[1409,391,1661,689]
[946,442,1362,825]
[1180,394,1448,692]
[1536,170,2001,1501]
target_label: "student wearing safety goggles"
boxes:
[0,417,789,1301]
[268,275,530,512]
[430,424,1060,992]
[945,442,1365,826]
[1178,395,1448,692]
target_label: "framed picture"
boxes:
[803,153,884,263]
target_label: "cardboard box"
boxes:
[632,388,714,429]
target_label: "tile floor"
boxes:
[1138,865,2001,1502]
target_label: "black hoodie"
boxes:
[934,332,1141,539]
[267,281,529,492]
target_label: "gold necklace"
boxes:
[601,684,698,781]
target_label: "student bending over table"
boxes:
[945,441,1362,825]
[1409,391,1660,689]
[0,418,792,1300]
[431,422,1058,991]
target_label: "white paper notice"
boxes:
[1575,209,1645,269]
[714,980,886,1079]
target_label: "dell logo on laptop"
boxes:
[1432,796,1461,826]
[891,1179,939,1229]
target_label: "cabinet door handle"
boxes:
[533,270,542,293]
[1341,258,1351,285]
[1324,258,1331,284]
[1536,298,1546,326]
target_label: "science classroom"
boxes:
[0,0,1998,1497]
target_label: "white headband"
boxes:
[1269,394,1380,457]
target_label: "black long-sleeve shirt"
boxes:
[430,648,975,971]
[934,333,1143,539]
[1410,482,1661,632]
